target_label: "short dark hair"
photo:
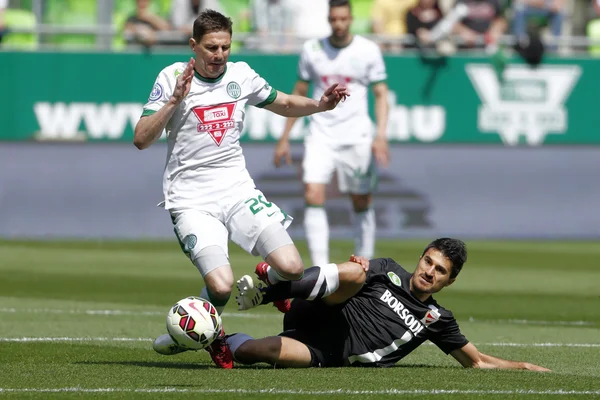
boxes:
[422,238,467,279]
[192,9,233,41]
[329,0,352,11]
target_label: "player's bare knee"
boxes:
[263,242,305,280]
[305,184,326,206]
[203,265,234,300]
[283,261,304,280]
[272,256,304,280]
[206,280,233,300]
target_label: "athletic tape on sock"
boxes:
[307,263,339,300]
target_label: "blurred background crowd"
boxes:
[0,0,598,55]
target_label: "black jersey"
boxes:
[334,258,468,367]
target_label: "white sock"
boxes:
[200,287,226,315]
[304,206,329,265]
[353,208,375,259]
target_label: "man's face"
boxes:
[411,248,456,296]
[190,31,231,78]
[328,5,353,40]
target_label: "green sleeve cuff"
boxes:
[141,109,157,117]
[255,87,278,108]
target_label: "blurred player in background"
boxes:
[133,9,348,368]
[232,238,550,371]
[273,0,389,267]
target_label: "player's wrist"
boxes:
[167,96,181,106]
[316,100,328,112]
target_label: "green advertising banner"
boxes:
[1,51,599,144]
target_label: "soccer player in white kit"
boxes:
[133,10,348,368]
[274,0,390,266]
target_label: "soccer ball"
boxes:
[166,296,221,350]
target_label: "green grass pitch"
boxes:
[0,239,599,399]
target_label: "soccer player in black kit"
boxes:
[227,238,550,371]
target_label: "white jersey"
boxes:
[298,35,387,144]
[142,61,277,210]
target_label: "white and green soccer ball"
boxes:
[166,296,221,350]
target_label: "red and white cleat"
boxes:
[206,327,233,369]
[255,262,291,313]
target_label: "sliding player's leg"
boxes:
[226,334,314,368]
[237,261,366,310]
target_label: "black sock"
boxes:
[261,266,328,304]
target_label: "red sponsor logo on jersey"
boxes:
[321,75,352,86]
[421,308,441,327]
[191,103,236,146]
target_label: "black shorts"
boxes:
[278,299,346,368]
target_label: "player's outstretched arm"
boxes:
[264,83,349,118]
[371,82,390,167]
[133,58,195,150]
[450,342,551,372]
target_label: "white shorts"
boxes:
[170,186,293,263]
[302,138,377,194]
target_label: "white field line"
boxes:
[0,388,599,396]
[0,307,596,327]
[0,337,599,347]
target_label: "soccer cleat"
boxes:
[255,262,291,313]
[236,275,264,310]
[206,327,233,369]
[152,334,189,355]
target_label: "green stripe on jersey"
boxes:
[194,65,227,83]
[255,87,278,108]
[141,109,156,117]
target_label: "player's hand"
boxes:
[349,254,370,272]
[524,363,551,372]
[273,139,292,167]
[372,135,389,168]
[319,83,350,111]
[170,57,195,105]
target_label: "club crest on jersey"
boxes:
[192,103,236,146]
[420,306,441,327]
[226,81,241,99]
[183,234,197,251]
[149,83,163,101]
[387,272,402,287]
